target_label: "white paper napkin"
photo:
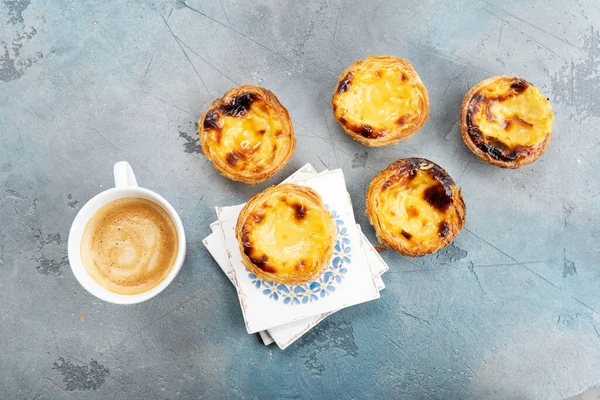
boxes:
[204,221,387,348]
[203,164,388,348]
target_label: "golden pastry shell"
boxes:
[199,85,296,184]
[332,56,430,147]
[459,76,553,169]
[366,158,466,257]
[235,184,336,284]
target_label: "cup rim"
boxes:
[68,187,186,305]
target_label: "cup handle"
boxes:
[113,161,138,188]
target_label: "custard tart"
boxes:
[235,184,336,285]
[199,85,295,184]
[332,56,429,147]
[366,158,466,257]
[460,76,553,168]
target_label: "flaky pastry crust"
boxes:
[366,158,466,257]
[460,76,553,168]
[199,85,295,184]
[332,56,429,147]
[235,184,336,284]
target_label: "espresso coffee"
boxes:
[81,198,178,295]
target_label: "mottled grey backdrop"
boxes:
[1,0,599,399]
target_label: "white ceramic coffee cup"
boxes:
[68,161,186,304]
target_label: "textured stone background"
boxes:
[1,0,599,399]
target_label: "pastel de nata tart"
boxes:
[235,184,336,285]
[199,85,295,184]
[366,158,466,257]
[460,76,553,168]
[332,56,429,147]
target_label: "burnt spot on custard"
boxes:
[465,77,536,162]
[383,158,430,189]
[292,203,307,221]
[438,221,450,238]
[404,158,423,172]
[241,228,254,257]
[335,109,390,140]
[396,114,410,126]
[510,79,529,93]
[336,73,352,94]
[407,168,417,180]
[295,260,306,271]
[467,122,528,162]
[226,151,243,166]
[424,162,455,189]
[384,158,456,212]
[252,255,274,272]
[219,92,257,117]
[389,158,455,212]
[345,122,385,140]
[399,158,449,185]
[242,227,275,273]
[258,129,266,135]
[359,125,374,138]
[275,131,284,138]
[423,183,453,212]
[203,110,221,130]
[401,230,412,240]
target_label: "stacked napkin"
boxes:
[203,164,389,349]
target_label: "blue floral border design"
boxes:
[247,205,351,305]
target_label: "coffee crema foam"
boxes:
[81,198,178,295]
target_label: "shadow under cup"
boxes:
[68,187,186,305]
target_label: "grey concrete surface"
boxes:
[1,0,599,398]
